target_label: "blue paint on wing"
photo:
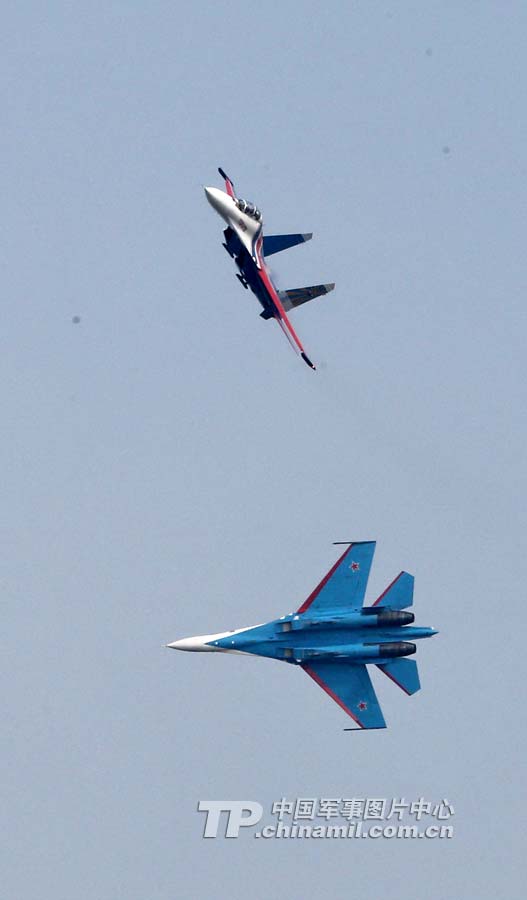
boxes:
[303,660,387,729]
[297,541,376,615]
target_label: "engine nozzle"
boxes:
[375,609,414,626]
[377,641,416,658]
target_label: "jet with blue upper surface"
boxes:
[204,168,334,370]
[167,541,437,730]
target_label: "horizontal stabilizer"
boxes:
[263,233,312,257]
[377,659,420,695]
[278,283,335,312]
[373,572,414,609]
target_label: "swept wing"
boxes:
[297,541,376,615]
[303,660,386,729]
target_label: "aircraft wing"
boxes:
[263,233,313,257]
[296,541,376,615]
[302,660,386,729]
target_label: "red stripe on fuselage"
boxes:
[255,239,306,355]
[296,544,354,614]
[303,664,364,727]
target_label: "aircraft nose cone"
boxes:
[167,636,205,651]
[166,633,223,651]
[204,186,233,219]
[204,186,222,209]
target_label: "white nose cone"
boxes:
[204,186,263,265]
[204,186,234,221]
[166,626,257,653]
[167,634,216,651]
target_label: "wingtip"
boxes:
[343,725,387,732]
[302,232,313,242]
[324,283,335,293]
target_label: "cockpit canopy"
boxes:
[236,198,262,221]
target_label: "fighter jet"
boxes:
[204,168,335,370]
[167,541,437,730]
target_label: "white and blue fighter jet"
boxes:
[168,542,437,730]
[204,168,335,370]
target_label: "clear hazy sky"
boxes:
[3,2,526,898]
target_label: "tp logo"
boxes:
[198,801,263,838]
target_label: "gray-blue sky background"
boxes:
[3,2,526,897]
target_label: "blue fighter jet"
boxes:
[204,168,335,370]
[168,542,437,729]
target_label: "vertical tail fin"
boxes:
[373,572,414,609]
[218,167,236,198]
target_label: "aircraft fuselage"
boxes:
[168,616,437,665]
[204,182,317,368]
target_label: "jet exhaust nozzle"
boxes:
[377,641,416,658]
[375,610,414,626]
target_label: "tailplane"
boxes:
[278,283,335,312]
[377,659,420,695]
